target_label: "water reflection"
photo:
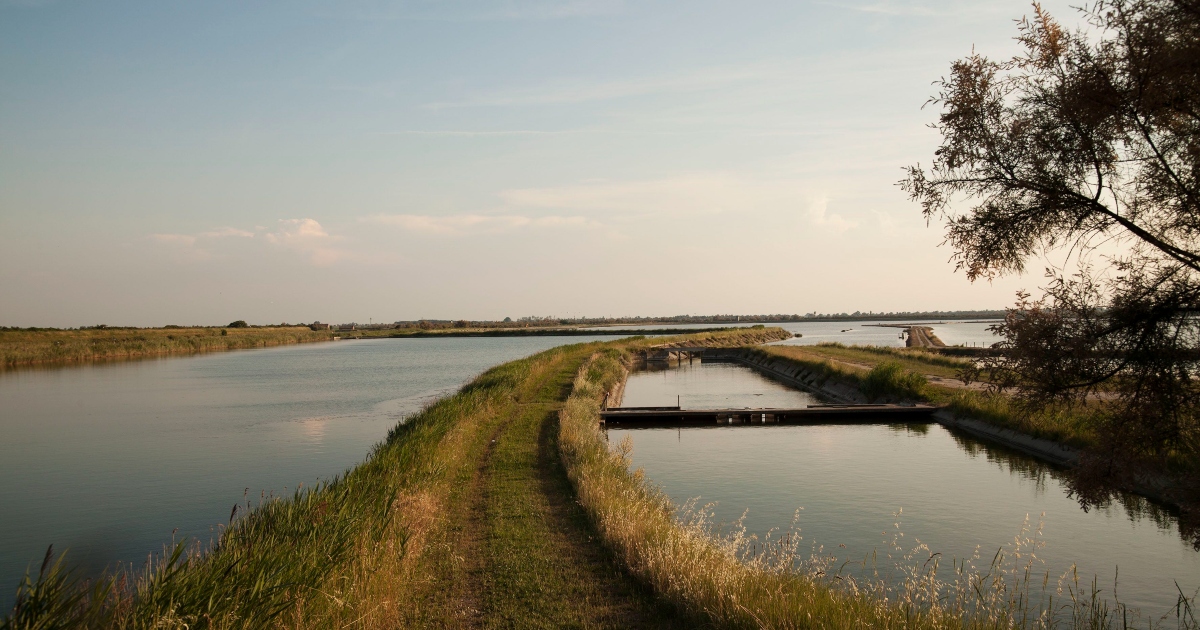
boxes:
[610,361,1199,616]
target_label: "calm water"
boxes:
[587,320,1001,347]
[0,336,617,609]
[610,361,1199,616]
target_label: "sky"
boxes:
[1,0,1084,327]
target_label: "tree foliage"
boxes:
[903,0,1200,515]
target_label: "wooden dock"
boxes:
[599,403,939,427]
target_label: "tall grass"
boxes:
[1,327,334,369]
[557,349,1199,629]
[861,361,929,401]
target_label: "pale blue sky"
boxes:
[1,0,1077,327]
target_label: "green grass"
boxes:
[0,326,334,369]
[758,345,1101,449]
[773,342,972,379]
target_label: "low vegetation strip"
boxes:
[0,326,334,369]
[758,344,1099,449]
[372,326,746,338]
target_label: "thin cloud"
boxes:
[150,233,198,246]
[198,227,256,238]
[148,220,349,266]
[148,233,210,262]
[383,129,580,137]
[425,61,775,109]
[265,218,346,265]
[807,195,858,232]
[499,173,859,231]
[315,0,623,22]
[363,213,597,235]
[814,0,1001,17]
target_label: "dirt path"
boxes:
[905,326,946,348]
[438,350,679,629]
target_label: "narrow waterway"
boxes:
[0,335,619,609]
[608,360,1199,617]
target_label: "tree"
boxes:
[227,320,249,328]
[903,0,1199,515]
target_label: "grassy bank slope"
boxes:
[1,327,334,370]
[760,344,1099,449]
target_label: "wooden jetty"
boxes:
[643,346,709,362]
[599,403,939,427]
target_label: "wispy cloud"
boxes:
[382,129,582,137]
[363,213,597,235]
[807,195,858,232]
[149,220,348,266]
[815,0,1002,17]
[498,173,859,231]
[198,227,255,238]
[317,0,624,22]
[264,219,346,265]
[425,61,775,109]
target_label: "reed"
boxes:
[0,326,334,370]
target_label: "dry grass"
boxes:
[0,326,334,369]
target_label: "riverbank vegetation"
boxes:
[363,326,743,339]
[762,343,1099,448]
[0,326,335,370]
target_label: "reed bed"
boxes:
[557,348,1198,629]
[0,327,334,370]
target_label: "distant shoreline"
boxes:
[370,327,746,339]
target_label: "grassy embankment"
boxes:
[758,343,1100,449]
[9,328,1192,628]
[0,327,335,370]
[3,328,786,628]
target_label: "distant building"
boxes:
[336,324,357,331]
[309,321,331,331]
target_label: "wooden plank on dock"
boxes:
[599,403,939,426]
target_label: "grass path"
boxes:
[429,349,680,628]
